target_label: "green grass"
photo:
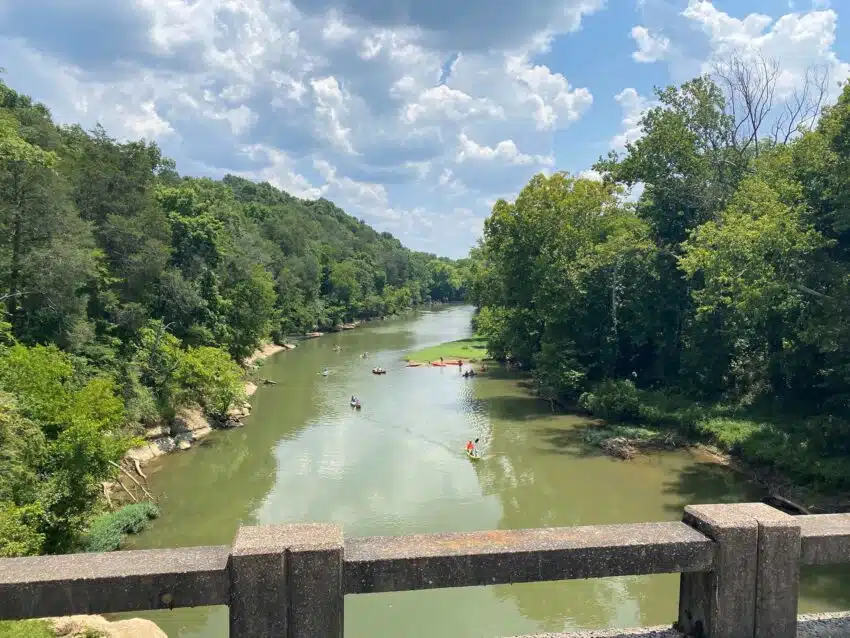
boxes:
[404,337,489,362]
[0,620,55,638]
[82,501,160,553]
[578,380,850,491]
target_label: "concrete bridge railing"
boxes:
[1,503,849,637]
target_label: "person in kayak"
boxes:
[466,438,480,454]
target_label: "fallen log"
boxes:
[109,460,155,501]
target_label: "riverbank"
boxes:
[0,615,166,638]
[122,341,291,468]
[404,336,489,363]
[243,342,289,367]
[574,381,850,514]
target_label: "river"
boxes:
[116,305,850,637]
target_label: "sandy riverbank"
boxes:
[123,342,290,468]
[243,342,289,366]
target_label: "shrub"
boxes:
[83,501,160,553]
[578,379,640,421]
[0,502,46,557]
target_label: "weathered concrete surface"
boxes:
[756,506,801,638]
[0,545,229,619]
[287,524,344,638]
[799,514,850,566]
[677,503,761,638]
[797,611,850,637]
[229,523,344,638]
[345,521,714,594]
[229,525,290,638]
[510,613,850,638]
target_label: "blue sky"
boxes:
[0,0,847,257]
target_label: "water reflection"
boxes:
[109,306,850,637]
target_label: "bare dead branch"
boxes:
[712,51,780,156]
[0,291,29,303]
[772,64,830,143]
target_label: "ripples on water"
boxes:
[114,306,850,638]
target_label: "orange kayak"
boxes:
[431,362,447,367]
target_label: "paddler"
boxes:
[466,438,480,454]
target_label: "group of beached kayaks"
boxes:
[406,359,464,367]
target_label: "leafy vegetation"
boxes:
[0,620,55,638]
[0,76,469,557]
[83,502,160,553]
[404,336,489,362]
[470,58,850,489]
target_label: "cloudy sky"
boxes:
[1,0,848,257]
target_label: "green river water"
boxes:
[117,305,850,637]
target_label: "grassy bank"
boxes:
[404,336,489,362]
[576,380,850,508]
[82,502,160,553]
[0,620,55,638]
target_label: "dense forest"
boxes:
[471,59,850,490]
[0,78,469,557]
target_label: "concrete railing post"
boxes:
[751,505,800,638]
[677,503,801,638]
[228,523,344,638]
[677,504,760,638]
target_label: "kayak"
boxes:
[406,363,422,367]
[431,362,447,367]
[466,449,481,460]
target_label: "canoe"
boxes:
[466,449,481,460]
[406,363,421,367]
[431,362,447,367]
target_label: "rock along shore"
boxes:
[123,341,290,466]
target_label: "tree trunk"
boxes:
[7,171,22,324]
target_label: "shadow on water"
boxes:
[473,395,559,422]
[660,461,765,514]
[533,424,609,458]
[110,306,850,636]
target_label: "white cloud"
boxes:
[610,88,656,152]
[639,1,850,102]
[0,0,599,256]
[456,133,553,167]
[577,169,602,181]
[238,144,323,200]
[630,26,670,63]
